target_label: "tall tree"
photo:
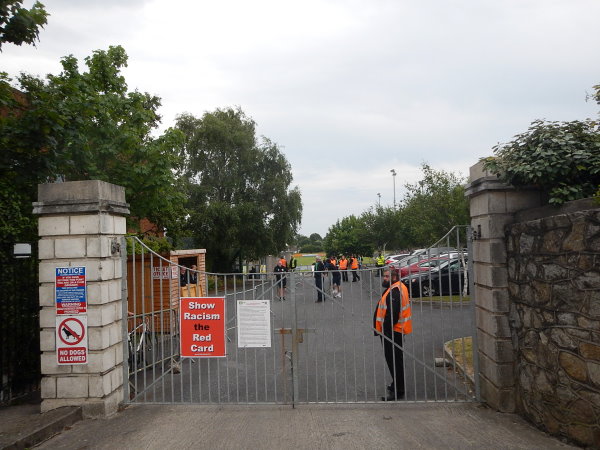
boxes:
[175,108,302,271]
[324,215,373,257]
[361,205,403,253]
[0,0,48,50]
[0,46,186,242]
[398,164,470,247]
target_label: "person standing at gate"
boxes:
[289,255,297,272]
[326,256,342,298]
[314,255,326,302]
[339,255,349,282]
[375,252,385,277]
[373,268,412,401]
[350,255,360,282]
[274,259,287,301]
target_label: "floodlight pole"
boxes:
[390,169,397,209]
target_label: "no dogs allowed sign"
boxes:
[56,316,88,364]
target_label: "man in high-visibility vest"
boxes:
[373,268,412,401]
[339,255,349,282]
[350,255,360,282]
[375,253,385,277]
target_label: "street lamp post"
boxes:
[390,169,397,209]
[377,192,381,207]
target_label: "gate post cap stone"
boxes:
[33,180,130,216]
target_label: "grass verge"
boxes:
[446,336,474,379]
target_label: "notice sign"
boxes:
[55,266,87,315]
[237,300,271,348]
[180,297,226,358]
[152,266,178,280]
[56,316,88,365]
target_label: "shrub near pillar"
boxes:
[33,180,129,418]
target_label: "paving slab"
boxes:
[35,403,577,449]
[0,403,81,450]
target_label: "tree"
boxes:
[324,215,373,256]
[361,205,403,253]
[0,1,48,50]
[398,164,470,247]
[0,46,187,243]
[175,108,302,272]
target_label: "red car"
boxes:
[399,256,449,278]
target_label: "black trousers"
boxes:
[342,269,348,282]
[352,269,360,281]
[381,331,404,395]
[315,275,323,301]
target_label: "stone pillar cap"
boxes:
[33,180,130,216]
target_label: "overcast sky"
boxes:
[4,0,600,236]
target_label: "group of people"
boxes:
[312,254,361,302]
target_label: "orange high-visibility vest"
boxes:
[279,258,287,267]
[339,259,348,269]
[375,281,412,335]
[331,258,337,266]
[351,258,359,270]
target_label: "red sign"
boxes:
[180,297,226,358]
[56,316,88,365]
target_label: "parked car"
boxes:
[385,253,411,265]
[399,256,450,278]
[393,248,458,269]
[401,258,468,297]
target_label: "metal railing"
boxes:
[0,242,40,404]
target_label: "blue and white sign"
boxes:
[55,266,87,315]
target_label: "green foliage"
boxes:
[299,243,322,253]
[126,235,172,255]
[175,107,302,272]
[294,233,323,252]
[323,215,373,256]
[483,119,600,204]
[0,46,187,242]
[324,164,469,253]
[0,0,48,50]
[399,164,470,246]
[361,205,403,251]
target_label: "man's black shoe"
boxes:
[315,300,323,303]
[381,393,404,401]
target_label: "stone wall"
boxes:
[506,200,600,447]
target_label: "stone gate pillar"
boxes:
[33,181,129,417]
[465,162,543,412]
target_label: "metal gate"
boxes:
[0,242,40,404]
[123,226,478,405]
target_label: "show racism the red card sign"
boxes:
[55,266,87,315]
[180,297,226,358]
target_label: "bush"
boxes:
[483,119,600,204]
[126,235,172,255]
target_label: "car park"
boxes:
[401,258,468,297]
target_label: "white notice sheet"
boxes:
[237,300,271,348]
